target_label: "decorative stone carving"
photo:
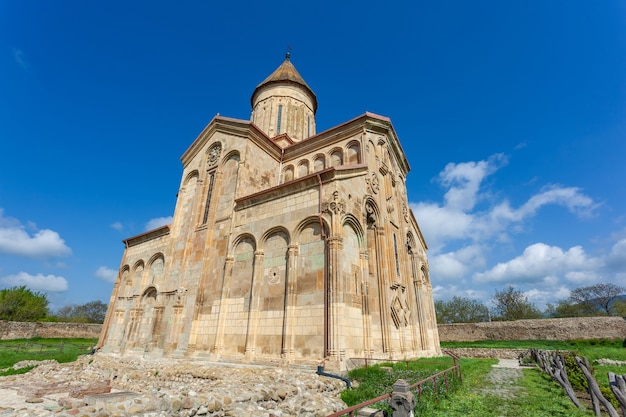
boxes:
[176,287,188,304]
[390,283,409,329]
[324,191,345,216]
[387,199,395,214]
[403,204,409,223]
[366,171,380,194]
[268,267,281,284]
[207,143,222,168]
[365,202,376,227]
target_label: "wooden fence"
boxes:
[327,352,462,417]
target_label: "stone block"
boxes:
[69,382,111,399]
[357,407,385,417]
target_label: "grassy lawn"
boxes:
[343,357,458,399]
[344,339,626,416]
[428,362,592,417]
[443,338,626,409]
[0,337,98,376]
[441,338,626,360]
[344,356,594,416]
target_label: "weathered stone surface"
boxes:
[98,55,440,371]
[0,321,101,341]
[69,382,111,398]
[25,397,44,403]
[0,354,347,416]
[438,316,626,342]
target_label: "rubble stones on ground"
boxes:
[0,354,348,417]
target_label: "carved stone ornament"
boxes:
[365,202,376,227]
[324,191,345,216]
[268,267,281,284]
[366,171,380,194]
[390,295,409,328]
[387,200,395,214]
[176,287,188,304]
[402,204,409,223]
[207,144,222,168]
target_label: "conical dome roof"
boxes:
[251,52,317,113]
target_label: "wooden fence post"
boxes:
[575,356,619,417]
[608,372,626,417]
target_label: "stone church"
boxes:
[98,53,440,370]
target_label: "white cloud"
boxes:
[473,243,601,285]
[439,153,507,211]
[432,284,490,302]
[606,238,626,270]
[430,244,486,282]
[145,216,172,231]
[493,185,598,222]
[523,286,572,310]
[411,154,597,252]
[95,266,118,283]
[110,222,124,231]
[0,209,71,258]
[1,272,68,292]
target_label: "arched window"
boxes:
[330,150,343,167]
[314,156,325,172]
[131,262,144,287]
[277,104,283,134]
[122,268,130,286]
[282,165,294,182]
[346,142,361,164]
[298,160,309,178]
[148,254,165,285]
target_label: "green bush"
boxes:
[559,351,587,392]
[341,358,461,415]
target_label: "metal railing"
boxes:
[327,351,462,417]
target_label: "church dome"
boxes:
[250,53,317,142]
[251,52,317,112]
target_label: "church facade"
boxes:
[98,54,440,369]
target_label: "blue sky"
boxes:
[1,1,625,312]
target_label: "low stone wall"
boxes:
[0,321,101,340]
[444,348,528,359]
[2,317,626,343]
[438,316,626,342]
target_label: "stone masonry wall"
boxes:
[2,317,625,343]
[438,316,626,342]
[0,321,101,340]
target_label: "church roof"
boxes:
[251,52,318,112]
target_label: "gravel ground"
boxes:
[475,359,524,400]
[0,354,348,417]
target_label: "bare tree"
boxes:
[491,285,542,321]
[435,296,490,324]
[567,283,625,316]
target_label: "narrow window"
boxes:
[202,172,215,224]
[307,116,310,138]
[277,104,283,134]
[393,233,400,276]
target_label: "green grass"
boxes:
[0,337,97,376]
[342,356,461,414]
[369,358,593,417]
[344,340,626,416]
[442,338,626,413]
[441,338,626,361]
